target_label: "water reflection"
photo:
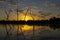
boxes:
[22,25,33,31]
[0,24,60,40]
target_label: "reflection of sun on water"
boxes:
[22,25,33,31]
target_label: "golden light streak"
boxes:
[22,25,33,31]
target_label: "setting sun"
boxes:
[24,15,33,21]
[19,14,33,21]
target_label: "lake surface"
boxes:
[0,24,60,40]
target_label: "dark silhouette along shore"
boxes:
[0,17,60,29]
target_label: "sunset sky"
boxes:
[0,0,60,39]
[0,0,60,20]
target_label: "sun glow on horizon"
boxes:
[19,14,33,21]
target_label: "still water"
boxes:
[0,24,60,40]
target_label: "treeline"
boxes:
[0,17,60,25]
[0,17,60,29]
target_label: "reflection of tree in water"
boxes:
[0,24,60,40]
[49,25,60,30]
